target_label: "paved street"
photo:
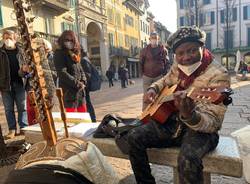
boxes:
[0,76,250,183]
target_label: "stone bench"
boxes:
[90,136,243,184]
[23,128,243,184]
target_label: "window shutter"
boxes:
[180,0,184,9]
[211,11,215,24]
[220,10,225,23]
[199,13,203,26]
[180,17,184,26]
[244,6,248,20]
[0,6,3,27]
[233,7,237,21]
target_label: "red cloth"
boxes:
[26,94,37,126]
[65,104,87,112]
[178,48,213,90]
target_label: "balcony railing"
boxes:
[80,0,106,15]
[31,0,70,14]
[109,46,129,57]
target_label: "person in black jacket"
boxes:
[80,49,97,122]
[106,68,114,87]
[54,30,87,112]
[0,30,28,139]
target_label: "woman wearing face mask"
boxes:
[54,30,87,112]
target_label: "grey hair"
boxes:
[3,30,15,37]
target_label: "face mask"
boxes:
[178,61,202,76]
[4,39,16,50]
[150,39,158,46]
[64,41,74,50]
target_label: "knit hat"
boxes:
[167,26,206,53]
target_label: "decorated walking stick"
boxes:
[56,88,69,138]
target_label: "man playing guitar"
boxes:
[127,26,231,184]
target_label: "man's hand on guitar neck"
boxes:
[144,88,157,103]
[173,91,195,119]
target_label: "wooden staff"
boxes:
[56,88,69,138]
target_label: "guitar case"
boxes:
[93,114,141,154]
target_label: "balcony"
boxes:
[109,46,129,57]
[31,0,70,15]
[79,0,106,15]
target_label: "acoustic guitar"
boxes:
[140,84,233,124]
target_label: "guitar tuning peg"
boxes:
[26,16,35,24]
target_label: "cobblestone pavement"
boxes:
[1,77,250,183]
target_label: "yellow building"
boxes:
[106,0,142,78]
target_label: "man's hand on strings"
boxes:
[144,88,157,103]
[173,91,195,119]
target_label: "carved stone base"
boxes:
[16,137,87,169]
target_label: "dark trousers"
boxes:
[121,79,126,88]
[108,78,114,87]
[1,82,28,130]
[127,121,219,184]
[85,89,96,122]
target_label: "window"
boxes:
[125,14,134,27]
[205,32,212,50]
[224,30,233,49]
[221,8,237,23]
[190,0,194,7]
[140,20,143,31]
[190,15,195,25]
[61,22,75,32]
[180,16,185,26]
[199,13,203,26]
[244,6,250,20]
[125,35,129,47]
[202,11,215,25]
[108,8,114,24]
[220,10,225,23]
[108,33,114,46]
[116,13,121,28]
[45,18,53,34]
[118,33,123,47]
[203,0,210,5]
[70,0,75,8]
[180,0,184,9]
[0,6,3,27]
[232,7,237,21]
[247,28,250,46]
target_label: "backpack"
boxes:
[89,64,102,92]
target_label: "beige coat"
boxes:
[150,60,231,133]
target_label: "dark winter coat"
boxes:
[54,49,87,108]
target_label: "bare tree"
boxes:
[183,0,204,27]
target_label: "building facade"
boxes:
[137,0,151,48]
[77,0,109,76]
[106,0,142,78]
[0,0,71,45]
[154,21,171,45]
[176,0,250,70]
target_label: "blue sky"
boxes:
[148,0,177,33]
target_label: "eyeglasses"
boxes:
[175,47,200,58]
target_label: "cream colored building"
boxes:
[0,0,71,46]
[77,0,109,76]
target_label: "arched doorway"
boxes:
[221,54,236,70]
[86,22,102,75]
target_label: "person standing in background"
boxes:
[106,67,114,88]
[54,30,87,112]
[0,30,28,139]
[80,49,97,122]
[140,32,169,110]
